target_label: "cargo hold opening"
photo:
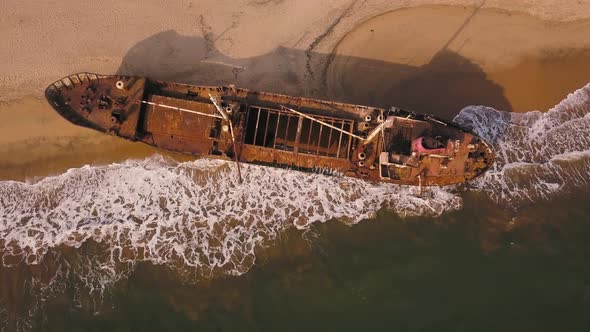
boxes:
[244,106,353,158]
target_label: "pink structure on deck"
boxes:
[411,137,448,155]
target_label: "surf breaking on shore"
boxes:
[0,156,459,270]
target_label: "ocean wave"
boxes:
[454,83,590,206]
[0,156,460,274]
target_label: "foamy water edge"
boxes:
[454,82,590,205]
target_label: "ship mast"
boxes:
[209,94,243,184]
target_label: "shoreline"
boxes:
[0,97,157,181]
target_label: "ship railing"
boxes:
[46,72,106,92]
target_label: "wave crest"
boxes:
[0,156,460,275]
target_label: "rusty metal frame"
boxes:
[336,121,344,158]
[273,111,280,149]
[262,110,270,147]
[243,105,354,159]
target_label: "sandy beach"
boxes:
[3,2,590,331]
[1,0,590,180]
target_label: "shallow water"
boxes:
[1,84,589,331]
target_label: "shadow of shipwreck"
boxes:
[117,30,511,120]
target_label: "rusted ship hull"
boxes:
[45,73,494,186]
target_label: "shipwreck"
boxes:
[45,73,494,186]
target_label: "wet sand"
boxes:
[0,97,157,180]
[2,1,590,180]
[327,5,590,116]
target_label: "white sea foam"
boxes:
[0,156,460,275]
[454,83,590,205]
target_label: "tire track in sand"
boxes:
[305,0,361,85]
